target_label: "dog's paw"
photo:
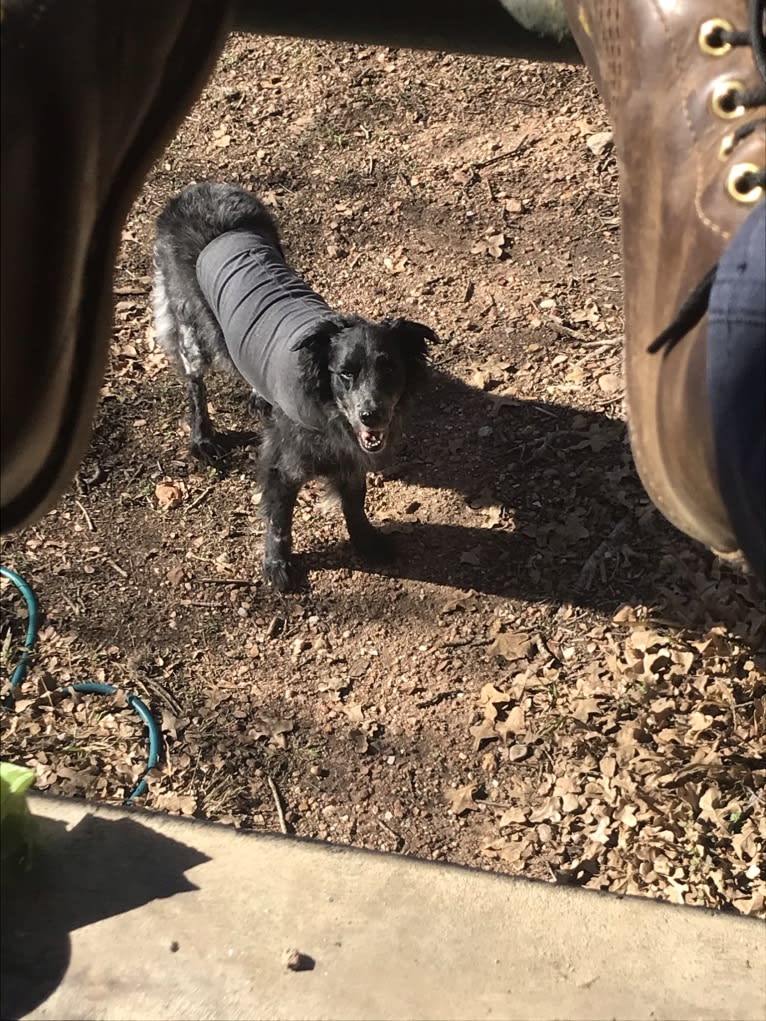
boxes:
[352,528,396,564]
[263,556,293,592]
[191,435,226,466]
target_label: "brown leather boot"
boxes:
[563,0,765,556]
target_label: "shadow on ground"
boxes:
[1,810,208,1020]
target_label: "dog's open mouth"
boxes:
[357,428,386,453]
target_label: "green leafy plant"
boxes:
[0,761,36,880]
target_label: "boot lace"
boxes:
[649,0,766,356]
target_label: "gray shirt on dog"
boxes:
[196,230,333,431]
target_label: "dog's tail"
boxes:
[156,181,282,254]
[151,261,179,359]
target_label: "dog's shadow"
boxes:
[88,363,733,614]
[300,366,728,612]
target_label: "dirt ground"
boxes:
[2,35,764,917]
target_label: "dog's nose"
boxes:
[359,408,378,426]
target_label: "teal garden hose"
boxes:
[0,566,161,803]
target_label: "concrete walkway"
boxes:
[2,793,764,1021]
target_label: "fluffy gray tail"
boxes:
[151,261,179,358]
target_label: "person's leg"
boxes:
[563,0,765,578]
[1,0,233,533]
[707,202,766,580]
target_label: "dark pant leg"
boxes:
[707,201,766,582]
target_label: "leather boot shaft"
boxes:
[564,1,765,554]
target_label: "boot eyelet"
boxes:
[699,18,734,55]
[726,163,764,203]
[711,80,747,119]
[718,132,736,160]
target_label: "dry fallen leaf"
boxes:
[572,698,601,723]
[341,703,365,724]
[489,632,535,663]
[480,683,510,707]
[445,783,479,815]
[495,704,526,740]
[470,717,498,750]
[597,372,621,395]
[471,233,507,259]
[156,792,198,816]
[251,716,295,749]
[166,565,186,586]
[155,481,185,510]
[498,806,527,826]
[612,604,639,623]
[486,233,506,258]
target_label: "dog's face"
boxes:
[325,318,433,453]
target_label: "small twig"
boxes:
[180,599,222,609]
[187,485,215,512]
[75,499,95,533]
[61,593,82,617]
[113,285,148,296]
[105,557,128,579]
[474,134,532,170]
[531,402,562,420]
[576,336,622,349]
[195,577,257,587]
[267,775,289,835]
[187,551,217,565]
[139,676,182,716]
[440,636,492,649]
[377,817,404,850]
[544,315,586,342]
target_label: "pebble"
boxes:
[283,948,315,972]
[267,616,285,638]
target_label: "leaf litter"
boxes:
[0,34,762,920]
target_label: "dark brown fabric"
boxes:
[1,1,234,532]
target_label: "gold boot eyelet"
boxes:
[711,80,747,119]
[699,18,734,55]
[726,163,764,203]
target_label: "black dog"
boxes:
[152,182,435,590]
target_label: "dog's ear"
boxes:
[292,316,347,354]
[293,317,349,402]
[386,318,437,378]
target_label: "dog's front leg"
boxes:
[335,471,395,563]
[260,468,300,591]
